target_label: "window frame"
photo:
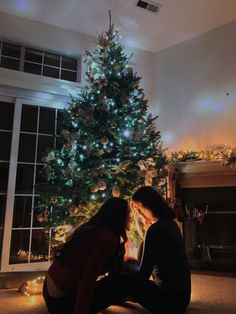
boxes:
[0,95,66,272]
[0,39,81,83]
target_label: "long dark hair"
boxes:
[132,186,176,219]
[53,197,129,263]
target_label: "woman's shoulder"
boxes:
[148,218,174,233]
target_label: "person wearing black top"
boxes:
[129,186,191,313]
[90,186,191,314]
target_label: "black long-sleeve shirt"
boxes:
[140,218,191,292]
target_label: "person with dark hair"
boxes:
[43,197,130,314]
[129,186,191,313]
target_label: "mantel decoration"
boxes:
[168,146,236,168]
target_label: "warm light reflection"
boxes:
[27,295,36,305]
[19,276,45,296]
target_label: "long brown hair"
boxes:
[132,186,176,219]
[53,197,129,263]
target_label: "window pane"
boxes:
[15,164,34,194]
[18,133,36,162]
[35,165,48,185]
[43,66,59,79]
[61,70,77,82]
[0,132,12,161]
[56,110,65,135]
[0,195,6,227]
[56,137,63,150]
[33,196,47,227]
[10,230,30,264]
[21,105,38,132]
[44,52,60,67]
[0,162,9,193]
[0,101,14,130]
[61,56,77,70]
[12,196,32,228]
[25,48,43,63]
[0,56,20,71]
[24,62,42,75]
[39,107,55,135]
[2,42,21,58]
[37,135,54,163]
[30,229,49,262]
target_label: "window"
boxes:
[0,101,15,266]
[0,98,65,271]
[0,40,81,83]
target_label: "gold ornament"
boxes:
[68,205,79,216]
[54,224,73,242]
[100,137,109,145]
[90,182,106,192]
[90,184,98,193]
[98,181,107,191]
[112,185,121,197]
[37,209,49,223]
[137,158,157,186]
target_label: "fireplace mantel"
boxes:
[169,160,236,188]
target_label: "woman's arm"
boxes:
[139,226,156,280]
[74,230,118,314]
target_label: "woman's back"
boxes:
[48,227,119,295]
[141,218,191,292]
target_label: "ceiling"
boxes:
[1,0,236,52]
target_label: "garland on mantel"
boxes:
[168,147,236,168]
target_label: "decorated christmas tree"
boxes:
[37,14,168,241]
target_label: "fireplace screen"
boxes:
[182,187,236,273]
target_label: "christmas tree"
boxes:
[37,14,168,240]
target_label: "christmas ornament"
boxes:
[68,205,79,216]
[137,158,157,186]
[37,209,49,223]
[98,181,106,190]
[225,149,236,168]
[90,184,98,193]
[100,137,109,145]
[105,147,113,153]
[61,129,71,139]
[54,224,73,242]
[112,184,121,197]
[90,181,106,193]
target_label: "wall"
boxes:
[0,12,155,106]
[154,21,236,152]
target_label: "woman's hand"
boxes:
[130,201,155,240]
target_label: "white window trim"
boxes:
[0,93,68,272]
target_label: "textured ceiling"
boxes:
[1,0,236,52]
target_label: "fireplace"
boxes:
[169,160,236,273]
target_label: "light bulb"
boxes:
[123,129,131,138]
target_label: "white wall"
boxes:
[154,21,236,152]
[0,12,155,106]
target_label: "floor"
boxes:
[0,273,236,313]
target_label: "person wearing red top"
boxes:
[89,187,191,314]
[43,197,130,314]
